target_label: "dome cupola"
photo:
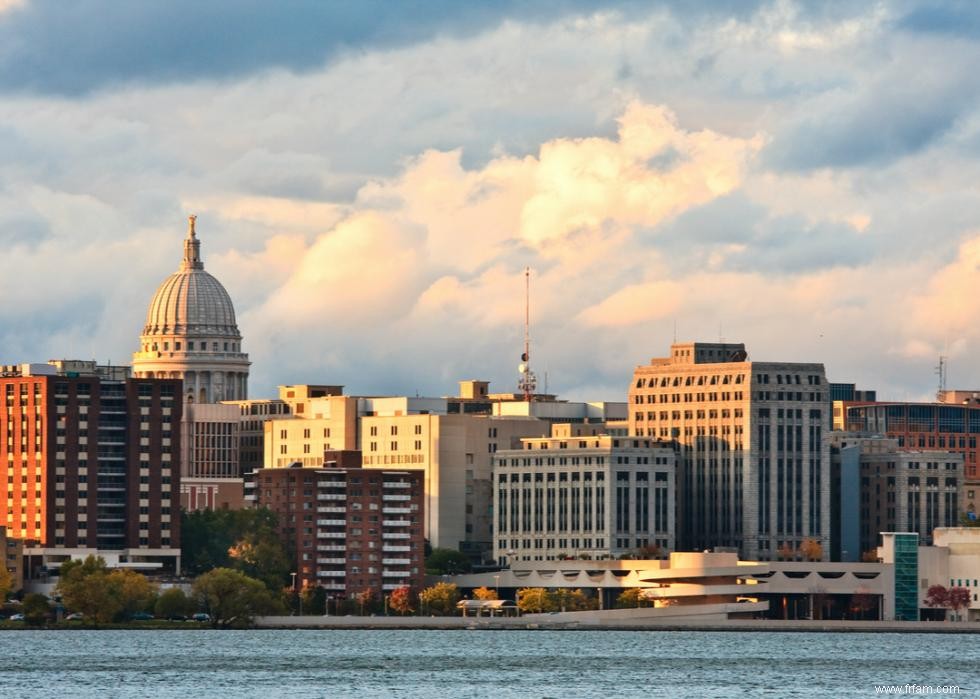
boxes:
[132,216,250,403]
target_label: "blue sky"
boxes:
[1,0,979,402]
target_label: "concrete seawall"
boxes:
[254,615,980,633]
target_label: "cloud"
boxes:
[5,1,980,405]
[0,0,653,96]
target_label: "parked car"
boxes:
[191,613,211,622]
[65,612,84,621]
[167,614,187,622]
[9,613,24,621]
[130,611,154,621]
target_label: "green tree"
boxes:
[193,567,283,628]
[182,508,292,592]
[57,556,157,623]
[419,582,461,615]
[615,588,653,609]
[22,593,50,626]
[155,587,195,619]
[424,548,472,575]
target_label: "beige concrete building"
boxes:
[628,342,831,561]
[915,527,980,621]
[360,412,550,559]
[263,390,359,469]
[493,430,675,564]
[224,397,291,475]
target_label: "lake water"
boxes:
[0,629,975,698]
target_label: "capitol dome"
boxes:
[132,216,250,403]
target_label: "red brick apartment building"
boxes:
[0,363,181,560]
[250,451,424,597]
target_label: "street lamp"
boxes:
[290,572,298,616]
[493,574,500,597]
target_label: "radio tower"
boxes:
[517,266,537,402]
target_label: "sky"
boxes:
[1,0,979,402]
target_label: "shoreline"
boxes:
[3,617,979,633]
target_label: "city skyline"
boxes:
[3,2,980,402]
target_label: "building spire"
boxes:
[181,215,203,271]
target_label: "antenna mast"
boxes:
[517,266,537,402]
[936,353,947,400]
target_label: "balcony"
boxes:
[317,545,346,552]
[382,532,410,540]
[383,519,411,527]
[382,558,410,565]
[316,531,346,539]
[317,506,346,514]
[321,582,346,591]
[382,570,411,578]
[382,583,406,591]
[382,494,411,502]
[382,507,410,515]
[318,493,346,501]
[317,570,347,578]
[382,545,411,552]
[317,519,347,527]
[383,481,411,489]
[317,480,346,488]
[316,558,346,565]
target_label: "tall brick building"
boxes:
[250,451,424,597]
[0,362,181,571]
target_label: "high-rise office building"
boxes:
[628,342,831,560]
[843,397,980,519]
[0,361,181,573]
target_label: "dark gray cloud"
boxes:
[0,0,652,96]
[896,0,980,37]
[654,194,874,274]
[764,73,979,171]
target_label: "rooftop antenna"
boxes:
[936,352,947,400]
[517,266,537,402]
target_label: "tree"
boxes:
[57,556,157,623]
[947,587,971,620]
[389,586,414,615]
[554,588,595,611]
[926,585,971,621]
[637,544,662,560]
[472,586,498,601]
[799,539,823,562]
[182,508,291,585]
[419,582,461,615]
[22,593,50,626]
[0,565,11,602]
[227,533,292,593]
[925,584,949,610]
[424,549,472,575]
[776,543,795,561]
[155,587,195,619]
[615,588,653,609]
[354,588,376,616]
[193,568,283,628]
[517,587,555,614]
